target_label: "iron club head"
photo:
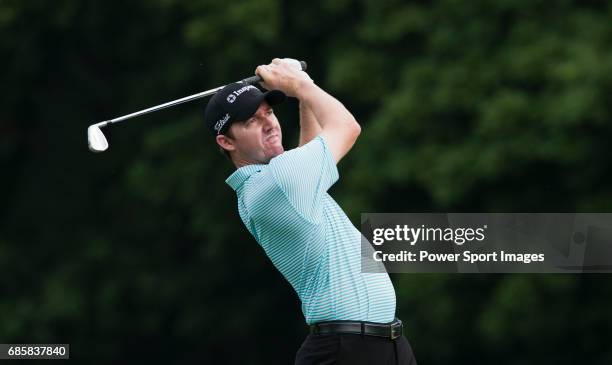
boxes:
[87,122,109,152]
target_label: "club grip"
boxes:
[241,75,262,85]
[240,59,307,85]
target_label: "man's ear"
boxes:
[216,134,236,152]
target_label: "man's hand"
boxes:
[255,58,313,97]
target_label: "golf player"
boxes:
[204,58,417,364]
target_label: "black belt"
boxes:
[309,318,403,340]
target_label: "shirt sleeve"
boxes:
[269,135,339,221]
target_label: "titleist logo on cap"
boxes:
[214,113,230,133]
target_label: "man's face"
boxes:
[222,102,284,164]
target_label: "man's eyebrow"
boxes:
[243,106,274,123]
[254,107,272,118]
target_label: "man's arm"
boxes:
[256,59,361,163]
[297,82,361,163]
[298,102,322,147]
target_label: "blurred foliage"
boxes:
[1,0,611,364]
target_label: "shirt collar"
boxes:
[225,164,266,191]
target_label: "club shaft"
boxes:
[106,86,225,126]
[99,59,306,128]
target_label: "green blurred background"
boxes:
[2,0,612,363]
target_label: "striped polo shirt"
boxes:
[226,135,396,324]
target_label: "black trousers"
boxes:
[295,333,417,365]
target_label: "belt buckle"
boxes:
[390,320,402,340]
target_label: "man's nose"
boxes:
[262,115,275,130]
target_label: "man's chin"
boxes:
[265,145,284,161]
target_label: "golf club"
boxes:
[87,59,307,153]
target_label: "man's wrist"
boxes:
[294,79,318,102]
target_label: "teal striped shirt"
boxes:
[226,135,396,324]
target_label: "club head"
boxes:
[88,124,109,152]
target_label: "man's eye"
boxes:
[267,110,274,115]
